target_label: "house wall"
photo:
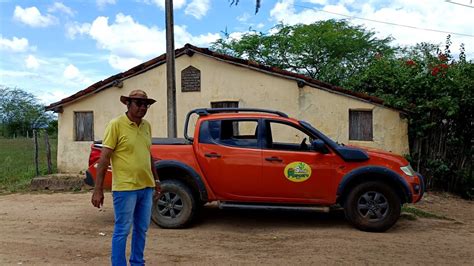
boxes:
[297,86,408,153]
[56,53,409,173]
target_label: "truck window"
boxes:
[265,121,313,152]
[208,119,259,148]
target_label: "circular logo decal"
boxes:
[284,162,312,182]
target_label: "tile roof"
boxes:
[45,43,404,113]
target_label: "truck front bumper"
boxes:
[412,173,426,203]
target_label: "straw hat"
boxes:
[120,89,156,105]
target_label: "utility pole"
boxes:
[165,0,177,138]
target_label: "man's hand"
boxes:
[91,147,112,208]
[151,155,161,202]
[154,181,162,201]
[91,188,104,208]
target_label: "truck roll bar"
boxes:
[183,108,289,141]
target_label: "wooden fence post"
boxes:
[44,133,52,174]
[33,129,39,176]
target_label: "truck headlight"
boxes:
[400,165,415,176]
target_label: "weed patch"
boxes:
[0,137,57,192]
[402,205,453,220]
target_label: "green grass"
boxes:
[0,136,57,192]
[401,205,453,220]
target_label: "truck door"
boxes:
[195,118,262,200]
[260,120,338,202]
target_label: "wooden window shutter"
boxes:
[211,101,239,134]
[349,110,373,141]
[74,112,94,141]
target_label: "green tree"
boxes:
[45,119,58,137]
[212,20,394,87]
[0,86,55,138]
[352,36,473,198]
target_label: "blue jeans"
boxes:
[111,187,153,266]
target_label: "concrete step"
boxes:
[30,174,88,191]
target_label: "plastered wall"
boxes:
[56,53,409,173]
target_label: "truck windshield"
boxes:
[299,120,340,149]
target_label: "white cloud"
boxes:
[270,0,337,25]
[0,54,99,105]
[13,6,58,27]
[226,31,249,42]
[108,55,143,72]
[89,14,164,59]
[269,0,474,58]
[66,22,91,39]
[356,1,473,47]
[256,23,265,29]
[324,3,351,15]
[25,55,40,69]
[63,64,93,86]
[185,0,210,19]
[97,0,116,8]
[48,2,75,17]
[237,13,251,22]
[145,0,187,10]
[0,36,30,52]
[38,90,70,105]
[175,25,220,47]
[83,13,219,71]
[235,12,266,32]
[303,0,328,4]
[63,64,80,79]
[0,69,36,79]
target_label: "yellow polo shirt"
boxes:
[103,114,155,191]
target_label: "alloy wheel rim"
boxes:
[157,192,184,219]
[357,191,389,221]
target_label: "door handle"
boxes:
[205,152,222,158]
[265,156,283,162]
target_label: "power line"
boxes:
[445,0,474,8]
[293,4,474,38]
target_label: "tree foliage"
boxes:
[351,36,473,198]
[0,86,55,138]
[212,20,394,87]
[213,23,472,198]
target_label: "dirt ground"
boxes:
[0,192,473,265]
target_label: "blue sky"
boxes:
[0,0,473,105]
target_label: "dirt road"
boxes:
[0,192,473,265]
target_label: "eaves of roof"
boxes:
[45,43,407,114]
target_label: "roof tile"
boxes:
[46,43,403,113]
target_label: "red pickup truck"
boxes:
[85,108,424,232]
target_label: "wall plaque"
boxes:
[181,66,201,92]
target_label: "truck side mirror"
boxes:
[311,139,329,154]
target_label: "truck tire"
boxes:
[151,179,197,229]
[344,181,401,232]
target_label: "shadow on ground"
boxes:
[189,204,349,230]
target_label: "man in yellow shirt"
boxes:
[91,90,161,266]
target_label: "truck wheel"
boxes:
[344,181,401,232]
[151,180,197,229]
